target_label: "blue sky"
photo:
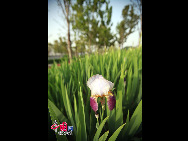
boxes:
[48,0,141,47]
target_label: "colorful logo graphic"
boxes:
[51,120,73,135]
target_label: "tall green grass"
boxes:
[48,47,142,141]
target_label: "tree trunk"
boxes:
[57,0,72,63]
[89,38,91,54]
[141,14,142,33]
[66,2,72,63]
[67,19,72,63]
[138,14,142,47]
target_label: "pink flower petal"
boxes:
[107,95,116,111]
[90,97,98,112]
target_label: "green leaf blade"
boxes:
[78,87,87,141]
[122,100,142,140]
[99,130,109,141]
[93,116,109,141]
[108,123,126,141]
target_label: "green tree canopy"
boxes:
[116,5,139,48]
[53,37,68,54]
[71,0,115,53]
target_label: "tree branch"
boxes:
[57,0,68,20]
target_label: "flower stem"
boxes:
[95,112,99,129]
[101,105,105,122]
[96,116,99,129]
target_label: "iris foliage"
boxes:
[48,46,142,141]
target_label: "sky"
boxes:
[48,0,141,47]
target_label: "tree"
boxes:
[74,33,86,57]
[130,0,142,46]
[131,0,142,32]
[71,0,96,54]
[53,37,68,55]
[48,43,53,56]
[71,0,114,53]
[57,0,72,62]
[97,0,115,50]
[116,5,139,48]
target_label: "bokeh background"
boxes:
[48,0,142,64]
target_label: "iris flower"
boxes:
[87,74,116,116]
